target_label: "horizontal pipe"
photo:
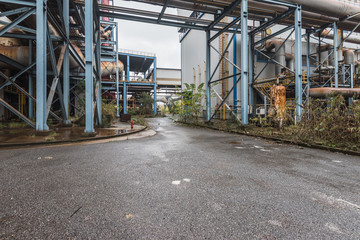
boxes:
[309,87,360,98]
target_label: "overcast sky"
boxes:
[114,0,181,69]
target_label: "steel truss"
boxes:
[205,0,302,124]
[305,17,360,102]
[0,0,100,132]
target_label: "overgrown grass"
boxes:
[131,115,149,128]
[176,96,360,152]
[8,122,29,128]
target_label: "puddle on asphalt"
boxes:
[0,127,129,144]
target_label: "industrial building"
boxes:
[0,0,359,133]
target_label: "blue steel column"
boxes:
[154,58,157,115]
[240,0,249,125]
[85,0,94,133]
[233,30,238,113]
[116,23,120,117]
[36,0,48,131]
[205,30,211,121]
[306,31,310,102]
[63,0,70,123]
[96,25,102,125]
[334,22,339,88]
[28,39,33,119]
[294,4,303,123]
[123,55,129,114]
[248,34,254,116]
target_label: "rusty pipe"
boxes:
[309,87,360,98]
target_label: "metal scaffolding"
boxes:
[0,0,358,132]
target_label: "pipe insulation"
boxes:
[135,0,360,32]
[281,0,360,22]
[316,29,360,45]
[265,39,286,75]
[309,87,360,98]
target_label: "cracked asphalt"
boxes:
[1,117,359,239]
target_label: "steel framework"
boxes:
[0,0,357,133]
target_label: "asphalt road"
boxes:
[1,118,359,239]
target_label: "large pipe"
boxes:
[136,0,360,32]
[266,39,285,75]
[309,87,360,98]
[344,49,355,65]
[101,60,124,77]
[316,29,360,45]
[0,44,85,70]
[282,0,360,23]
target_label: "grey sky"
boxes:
[114,0,181,69]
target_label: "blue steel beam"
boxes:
[294,4,303,123]
[205,30,211,121]
[0,0,35,6]
[250,8,294,35]
[154,58,157,115]
[306,31,310,103]
[207,0,241,30]
[157,0,169,23]
[233,21,238,113]
[36,0,48,131]
[248,34,254,116]
[96,26,102,125]
[0,8,35,37]
[63,0,70,123]
[240,0,249,125]
[28,39,33,119]
[0,98,35,128]
[123,55,130,114]
[85,0,95,133]
[116,23,120,117]
[334,22,339,88]
[0,7,31,17]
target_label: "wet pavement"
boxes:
[0,120,142,145]
[1,117,359,239]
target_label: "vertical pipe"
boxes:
[96,23,102,125]
[233,25,238,114]
[116,23,120,117]
[241,0,249,125]
[334,22,339,88]
[63,0,70,123]
[28,39,33,119]
[349,64,354,105]
[123,55,129,114]
[306,31,310,102]
[248,34,254,117]
[294,4,303,123]
[154,58,157,115]
[36,0,48,131]
[85,0,94,133]
[206,30,211,121]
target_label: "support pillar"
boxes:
[248,34,254,116]
[206,30,211,121]
[116,23,120,117]
[36,0,48,131]
[240,0,249,125]
[85,0,94,133]
[306,31,310,102]
[28,39,33,119]
[63,0,70,123]
[334,22,339,88]
[233,30,238,114]
[294,4,303,123]
[123,55,129,114]
[96,25,102,125]
[154,58,157,115]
